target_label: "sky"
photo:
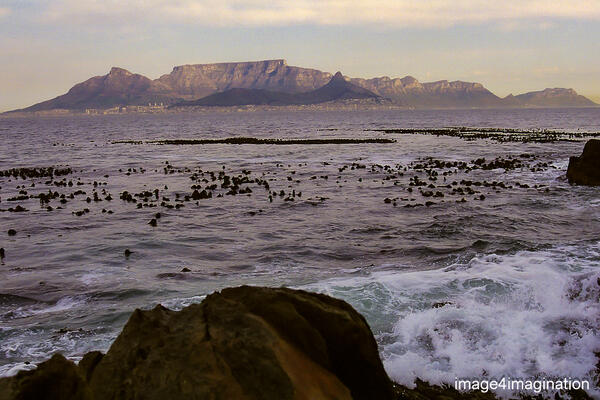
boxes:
[1,0,600,111]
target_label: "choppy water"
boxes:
[1,108,599,397]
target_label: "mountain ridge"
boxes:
[8,59,598,112]
[173,72,382,107]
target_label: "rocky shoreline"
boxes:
[0,286,594,400]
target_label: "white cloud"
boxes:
[40,0,600,28]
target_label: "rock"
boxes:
[78,352,103,382]
[0,354,89,400]
[567,139,600,186]
[7,229,16,236]
[432,301,453,309]
[89,286,394,400]
[0,286,394,400]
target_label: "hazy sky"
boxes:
[1,0,599,111]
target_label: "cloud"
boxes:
[0,7,10,18]
[40,0,600,28]
[494,20,557,32]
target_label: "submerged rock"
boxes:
[567,139,600,186]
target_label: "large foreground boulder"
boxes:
[567,139,600,186]
[0,286,395,400]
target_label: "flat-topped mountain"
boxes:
[155,59,332,100]
[175,72,381,107]
[9,59,598,112]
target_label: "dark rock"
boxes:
[0,354,89,400]
[88,286,394,400]
[0,286,394,400]
[155,272,186,279]
[7,229,16,236]
[78,352,104,382]
[567,139,600,186]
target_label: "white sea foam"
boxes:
[0,326,117,377]
[304,243,600,398]
[0,362,36,377]
[160,295,206,311]
[3,296,88,321]
[79,271,104,285]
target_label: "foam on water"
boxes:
[2,295,88,321]
[0,326,116,377]
[304,242,600,398]
[160,295,206,310]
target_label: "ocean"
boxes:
[1,108,599,398]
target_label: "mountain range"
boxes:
[9,59,597,112]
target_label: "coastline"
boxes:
[2,103,599,118]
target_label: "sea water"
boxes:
[1,108,599,397]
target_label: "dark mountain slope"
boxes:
[176,88,297,106]
[174,72,381,107]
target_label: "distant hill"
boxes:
[8,59,598,112]
[508,88,597,108]
[174,72,381,107]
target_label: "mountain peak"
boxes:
[108,67,133,76]
[331,71,346,82]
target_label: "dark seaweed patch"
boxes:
[368,127,600,143]
[113,137,394,145]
